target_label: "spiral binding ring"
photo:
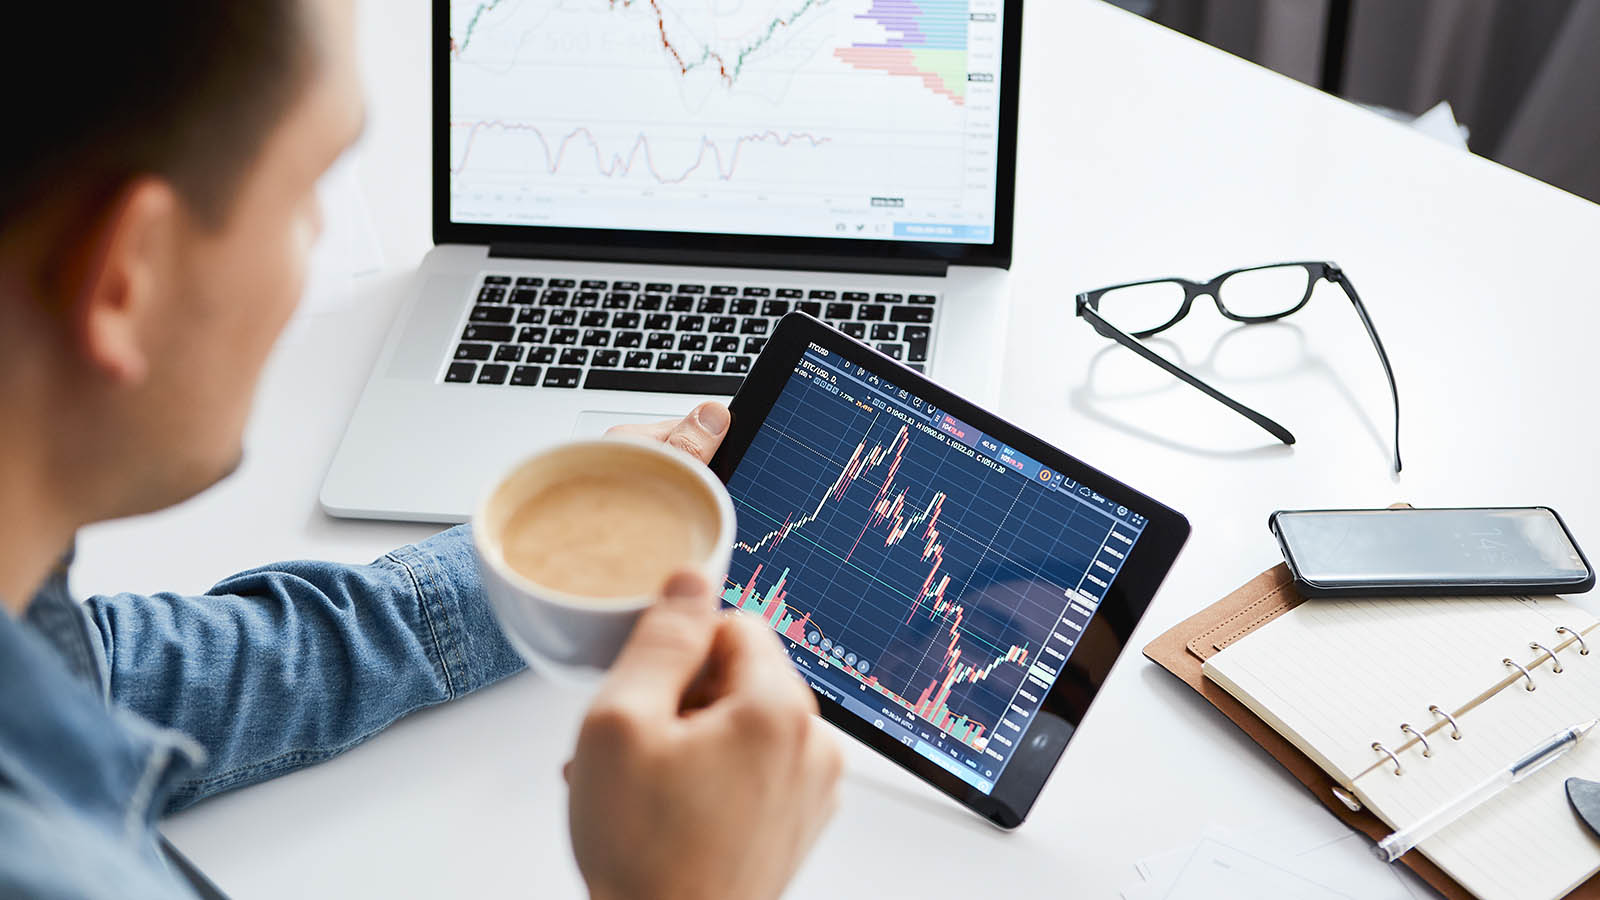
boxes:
[1429,705,1462,740]
[1399,723,1432,757]
[1557,626,1589,655]
[1503,658,1537,691]
[1530,641,1564,673]
[1372,742,1403,775]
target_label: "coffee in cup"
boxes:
[474,437,735,673]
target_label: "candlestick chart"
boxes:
[722,357,1129,784]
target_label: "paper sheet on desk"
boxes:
[298,153,385,321]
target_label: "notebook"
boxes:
[1203,594,1600,900]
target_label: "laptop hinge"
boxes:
[487,242,950,278]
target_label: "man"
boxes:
[0,1,841,897]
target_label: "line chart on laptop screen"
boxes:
[447,0,1004,242]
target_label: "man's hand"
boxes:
[567,571,843,900]
[604,401,731,465]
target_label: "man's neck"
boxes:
[0,445,78,615]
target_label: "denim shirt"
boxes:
[0,525,525,898]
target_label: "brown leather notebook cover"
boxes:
[1143,563,1598,900]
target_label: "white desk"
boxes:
[71,0,1600,896]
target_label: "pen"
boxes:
[1373,717,1598,862]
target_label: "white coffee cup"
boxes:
[473,437,736,674]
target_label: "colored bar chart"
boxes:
[835,0,970,105]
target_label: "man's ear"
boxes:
[59,178,184,386]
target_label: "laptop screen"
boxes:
[446,0,1009,247]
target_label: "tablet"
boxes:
[709,313,1190,828]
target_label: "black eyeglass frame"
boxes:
[1074,261,1402,472]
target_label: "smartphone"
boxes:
[1269,507,1594,598]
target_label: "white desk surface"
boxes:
[70,0,1600,896]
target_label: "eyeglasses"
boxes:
[1074,261,1401,472]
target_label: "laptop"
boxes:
[321,0,1024,522]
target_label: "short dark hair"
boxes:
[2,2,311,236]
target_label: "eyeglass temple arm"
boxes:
[1328,269,1402,473]
[1078,304,1297,446]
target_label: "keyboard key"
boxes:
[696,297,726,314]
[592,349,621,368]
[856,304,886,321]
[710,285,738,296]
[776,288,803,298]
[708,316,737,334]
[614,330,644,348]
[476,286,506,303]
[580,279,608,291]
[516,307,545,324]
[666,295,695,312]
[613,311,641,329]
[675,315,705,332]
[678,333,708,351]
[729,298,758,315]
[797,301,822,316]
[624,351,654,369]
[646,332,675,350]
[825,302,854,319]
[742,286,770,297]
[517,326,548,344]
[908,363,926,373]
[721,355,753,374]
[444,361,476,383]
[634,294,664,311]
[711,335,740,353]
[840,322,866,339]
[470,305,514,324]
[509,365,541,386]
[870,323,900,341]
[658,352,686,371]
[494,344,524,363]
[676,283,705,294]
[539,289,569,306]
[560,348,589,366]
[890,306,934,323]
[612,281,640,292]
[483,275,512,286]
[527,346,557,364]
[573,291,601,308]
[580,310,609,328]
[510,288,540,304]
[644,313,674,330]
[875,342,904,360]
[645,282,673,293]
[463,324,514,343]
[603,292,633,309]
[548,278,576,288]
[583,370,743,395]
[543,367,582,388]
[843,291,869,301]
[455,342,492,361]
[739,318,770,335]
[550,328,580,345]
[581,329,611,347]
[690,353,719,372]
[477,363,510,384]
[515,276,544,288]
[549,309,577,326]
[909,293,937,304]
[808,289,837,300]
[761,300,790,316]
[875,292,904,303]
[743,337,767,354]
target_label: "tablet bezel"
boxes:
[708,313,1191,828]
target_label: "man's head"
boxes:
[0,0,364,526]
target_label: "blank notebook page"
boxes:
[1203,595,1600,900]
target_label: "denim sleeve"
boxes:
[0,790,193,900]
[80,524,526,812]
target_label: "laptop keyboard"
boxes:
[442,274,938,393]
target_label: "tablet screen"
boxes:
[722,342,1151,795]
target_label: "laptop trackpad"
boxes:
[571,410,672,438]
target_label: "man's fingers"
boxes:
[604,419,676,443]
[662,402,730,463]
[591,570,719,720]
